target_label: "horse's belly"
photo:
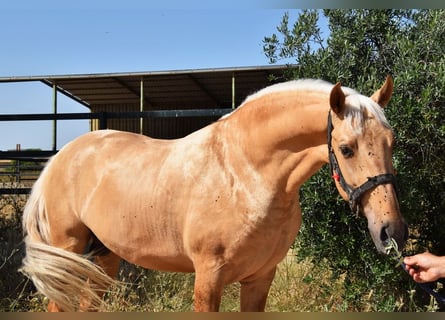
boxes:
[99,233,195,272]
[128,253,195,273]
[83,206,194,272]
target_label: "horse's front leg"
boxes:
[240,266,276,311]
[193,270,225,311]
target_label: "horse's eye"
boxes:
[339,145,354,158]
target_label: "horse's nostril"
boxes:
[380,223,390,244]
[380,222,408,250]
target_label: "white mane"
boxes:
[242,79,357,104]
[222,79,391,133]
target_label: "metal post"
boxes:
[98,112,107,130]
[16,144,20,183]
[52,82,57,151]
[232,72,236,109]
[140,77,144,134]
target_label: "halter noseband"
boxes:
[327,112,398,215]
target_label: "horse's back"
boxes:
[38,129,216,270]
[41,129,174,210]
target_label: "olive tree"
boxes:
[263,9,445,311]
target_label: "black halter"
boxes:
[327,112,398,215]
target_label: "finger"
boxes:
[404,256,417,265]
[413,274,427,283]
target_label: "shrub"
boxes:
[264,9,445,311]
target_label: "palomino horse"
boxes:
[21,76,408,312]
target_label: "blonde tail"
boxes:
[20,172,115,311]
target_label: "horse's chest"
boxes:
[222,205,301,280]
[239,203,301,252]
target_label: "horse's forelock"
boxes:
[344,94,391,134]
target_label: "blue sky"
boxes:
[0,2,327,150]
[1,6,299,75]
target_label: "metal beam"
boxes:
[186,74,220,105]
[40,79,90,108]
[112,77,155,109]
[0,109,232,122]
[0,150,57,160]
[0,64,293,83]
[0,188,32,195]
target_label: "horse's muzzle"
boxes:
[374,220,409,254]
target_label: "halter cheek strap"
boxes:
[327,112,398,215]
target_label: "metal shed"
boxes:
[47,65,292,138]
[1,65,292,140]
[1,64,295,149]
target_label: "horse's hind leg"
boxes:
[44,226,119,312]
[240,267,276,311]
[46,224,93,312]
[79,240,121,311]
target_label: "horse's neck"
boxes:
[223,92,330,202]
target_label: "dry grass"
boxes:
[100,252,349,312]
[104,262,195,312]
[267,252,347,311]
[0,194,438,312]
[0,194,34,311]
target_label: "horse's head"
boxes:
[328,76,408,254]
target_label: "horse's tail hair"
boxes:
[20,167,115,312]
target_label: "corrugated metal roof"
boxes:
[0,65,294,110]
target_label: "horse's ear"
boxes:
[330,82,345,115]
[370,75,394,108]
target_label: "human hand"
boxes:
[403,252,445,283]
